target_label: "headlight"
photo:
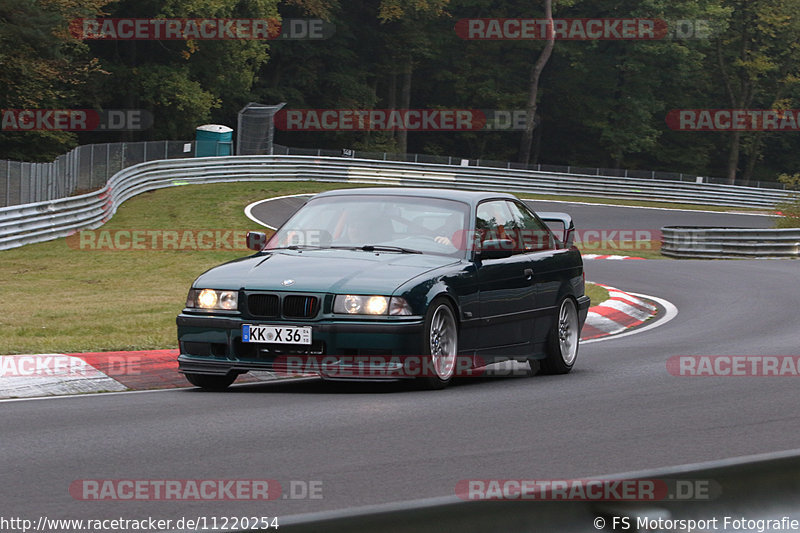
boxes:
[186,289,238,310]
[333,295,412,316]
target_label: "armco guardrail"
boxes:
[0,155,791,250]
[662,226,800,259]
[274,449,800,532]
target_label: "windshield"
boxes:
[265,195,470,258]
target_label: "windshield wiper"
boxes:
[265,245,328,251]
[270,244,423,254]
[358,245,423,254]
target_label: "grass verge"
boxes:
[579,240,666,260]
[584,283,609,307]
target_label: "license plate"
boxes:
[242,324,312,345]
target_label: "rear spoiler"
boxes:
[537,212,575,248]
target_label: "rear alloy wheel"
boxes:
[537,297,579,375]
[416,299,459,390]
[184,372,237,391]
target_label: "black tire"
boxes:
[184,372,237,391]
[537,297,580,375]
[415,298,459,390]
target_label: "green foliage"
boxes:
[82,0,278,140]
[775,173,800,227]
[4,0,800,185]
[0,0,110,160]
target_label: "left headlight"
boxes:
[186,289,238,310]
[333,295,412,316]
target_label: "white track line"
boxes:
[244,193,315,229]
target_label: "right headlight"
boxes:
[333,295,412,316]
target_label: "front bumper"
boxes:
[177,313,425,378]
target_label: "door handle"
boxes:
[524,268,533,280]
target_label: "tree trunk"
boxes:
[613,150,623,170]
[532,112,543,164]
[717,4,752,185]
[726,131,741,185]
[398,57,412,154]
[519,0,554,165]
[121,40,137,142]
[387,71,397,142]
[742,133,764,186]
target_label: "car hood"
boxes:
[193,249,460,294]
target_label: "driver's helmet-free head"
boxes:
[437,211,465,249]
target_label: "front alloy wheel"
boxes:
[417,298,459,389]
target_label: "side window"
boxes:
[476,200,522,253]
[506,201,554,251]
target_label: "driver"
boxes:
[433,212,464,249]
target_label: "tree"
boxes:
[82,0,278,141]
[0,0,109,160]
[378,0,450,153]
[715,0,800,184]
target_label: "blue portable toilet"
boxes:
[195,124,233,157]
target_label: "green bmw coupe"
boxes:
[177,188,590,390]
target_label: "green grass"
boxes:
[774,197,800,228]
[578,240,667,260]
[584,282,609,307]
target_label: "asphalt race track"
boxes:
[2,199,796,524]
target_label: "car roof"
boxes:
[312,187,518,206]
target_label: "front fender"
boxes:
[394,262,478,323]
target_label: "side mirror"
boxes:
[246,231,267,251]
[476,238,515,260]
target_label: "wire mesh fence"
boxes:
[0,140,195,207]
